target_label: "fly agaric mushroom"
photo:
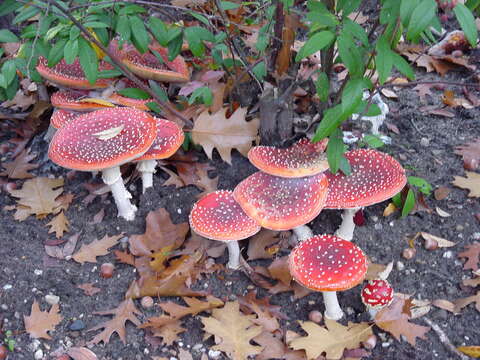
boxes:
[110,40,190,82]
[36,57,115,89]
[325,149,406,241]
[289,234,367,320]
[233,171,328,242]
[48,107,157,220]
[361,279,394,318]
[44,109,79,141]
[189,190,261,269]
[51,90,115,112]
[135,118,184,193]
[247,138,329,178]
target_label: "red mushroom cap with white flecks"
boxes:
[50,109,79,129]
[36,57,115,89]
[361,279,394,309]
[136,118,184,161]
[109,40,190,82]
[289,234,367,292]
[325,149,407,209]
[189,190,261,241]
[51,90,114,112]
[48,107,156,171]
[233,171,328,231]
[248,138,329,178]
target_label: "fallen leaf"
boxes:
[24,301,63,339]
[247,229,282,260]
[174,162,218,196]
[463,277,480,287]
[1,89,36,111]
[455,139,480,169]
[419,105,455,118]
[383,202,397,217]
[159,296,224,319]
[46,211,69,238]
[365,262,387,281]
[457,346,480,358]
[72,234,123,264]
[453,291,480,313]
[254,332,288,360]
[92,208,105,224]
[67,347,98,360]
[380,88,397,99]
[114,250,135,266]
[432,299,458,313]
[200,301,263,360]
[178,348,194,360]
[288,319,373,360]
[268,256,292,286]
[88,299,142,345]
[192,107,259,164]
[45,232,80,259]
[77,283,101,296]
[434,186,451,200]
[458,242,480,271]
[452,172,480,197]
[0,149,38,179]
[419,232,455,248]
[412,83,434,102]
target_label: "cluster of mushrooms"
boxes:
[189,139,407,320]
[39,41,189,220]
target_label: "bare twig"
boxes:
[422,317,470,360]
[380,80,480,89]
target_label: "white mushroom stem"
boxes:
[226,241,240,270]
[102,166,137,221]
[292,225,313,242]
[136,159,157,193]
[322,291,344,320]
[335,207,361,241]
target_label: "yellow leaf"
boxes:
[78,97,115,107]
[383,202,397,217]
[46,211,69,238]
[457,346,480,358]
[452,172,480,197]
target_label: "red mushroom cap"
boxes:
[289,234,367,291]
[189,190,261,241]
[248,138,329,178]
[51,90,114,112]
[109,40,189,82]
[48,107,156,171]
[136,118,184,161]
[325,149,407,209]
[36,57,115,89]
[50,109,79,129]
[361,279,394,309]
[233,171,328,231]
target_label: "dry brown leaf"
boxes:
[200,301,263,360]
[88,299,142,345]
[458,242,480,271]
[288,319,373,360]
[46,211,69,238]
[114,249,135,266]
[455,139,480,168]
[457,346,480,358]
[463,277,480,287]
[151,319,186,345]
[453,291,480,313]
[159,296,224,319]
[45,232,80,259]
[72,234,123,264]
[434,186,451,200]
[1,89,36,111]
[412,83,434,102]
[419,105,455,118]
[0,148,38,179]
[67,347,98,360]
[432,299,457,313]
[170,0,206,7]
[192,107,259,164]
[174,162,218,196]
[365,262,387,281]
[9,177,64,219]
[247,229,282,260]
[452,172,480,197]
[268,256,292,286]
[254,332,288,360]
[24,301,63,339]
[419,232,455,248]
[77,283,101,296]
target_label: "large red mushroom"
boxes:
[44,109,79,142]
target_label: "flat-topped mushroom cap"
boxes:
[361,279,394,309]
[233,171,328,231]
[325,149,406,209]
[49,107,156,171]
[248,138,329,178]
[189,190,261,241]
[110,40,189,82]
[50,109,79,129]
[136,118,184,161]
[289,234,367,292]
[36,57,115,89]
[51,90,114,112]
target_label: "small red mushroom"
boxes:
[289,234,367,320]
[189,190,261,269]
[361,279,394,318]
[51,90,115,112]
[44,109,79,142]
[325,149,406,241]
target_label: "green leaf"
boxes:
[401,189,415,217]
[339,155,352,176]
[83,21,109,28]
[391,52,415,80]
[78,37,98,85]
[315,72,329,102]
[362,134,385,148]
[312,104,350,141]
[146,101,163,114]
[4,75,18,100]
[406,0,437,42]
[129,15,150,53]
[13,6,40,24]
[400,0,417,27]
[392,192,402,207]
[118,4,146,15]
[149,80,169,102]
[380,0,401,25]
[0,0,22,17]
[48,39,68,67]
[252,61,266,81]
[116,16,131,42]
[307,11,339,28]
[168,33,183,61]
[220,1,240,10]
[337,32,363,77]
[64,39,79,65]
[307,0,328,12]
[337,0,362,16]
[189,86,213,106]
[342,18,368,45]
[184,27,215,57]
[327,128,345,173]
[375,36,393,84]
[341,78,368,115]
[188,11,210,26]
[149,18,168,46]
[98,69,123,78]
[408,176,432,195]
[117,87,150,99]
[70,26,81,40]
[0,29,19,43]
[454,3,478,47]
[1,60,16,87]
[295,30,335,61]
[466,0,480,11]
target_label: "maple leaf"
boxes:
[0,148,38,179]
[77,283,101,296]
[288,319,373,360]
[24,301,63,339]
[88,299,142,345]
[458,242,480,271]
[46,211,69,238]
[9,177,64,219]
[452,172,480,197]
[375,296,430,346]
[72,234,123,264]
[192,107,259,164]
[200,301,263,360]
[453,291,480,313]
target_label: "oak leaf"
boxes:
[174,162,218,196]
[0,148,38,179]
[452,172,480,197]
[88,299,141,345]
[192,107,259,164]
[46,211,69,238]
[247,229,282,260]
[455,138,480,167]
[201,301,263,360]
[114,250,135,266]
[288,319,373,360]
[453,291,480,313]
[24,301,63,339]
[458,242,480,271]
[72,234,123,264]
